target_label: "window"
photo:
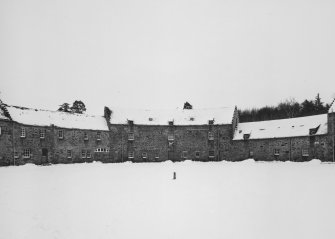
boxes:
[14,151,19,159]
[67,150,72,158]
[95,148,109,153]
[208,132,214,141]
[81,150,86,158]
[195,151,200,158]
[168,134,174,141]
[23,149,31,158]
[274,149,280,156]
[97,132,101,141]
[243,134,250,140]
[58,130,64,139]
[128,151,134,159]
[249,150,254,157]
[40,129,45,139]
[181,151,187,159]
[84,132,88,141]
[155,153,159,159]
[302,149,309,157]
[142,152,147,159]
[209,150,215,158]
[21,127,26,138]
[86,150,91,158]
[128,132,134,141]
[168,121,174,126]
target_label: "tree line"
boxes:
[58,100,86,114]
[239,94,333,122]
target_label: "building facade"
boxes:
[0,101,334,166]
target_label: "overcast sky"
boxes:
[1,0,335,115]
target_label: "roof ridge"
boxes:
[7,105,101,118]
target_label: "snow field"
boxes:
[1,160,335,239]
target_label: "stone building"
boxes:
[105,106,237,162]
[0,100,334,166]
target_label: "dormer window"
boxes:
[243,134,250,140]
[190,117,194,121]
[149,118,153,121]
[20,127,26,138]
[128,132,134,141]
[208,132,214,141]
[208,120,214,125]
[168,121,174,126]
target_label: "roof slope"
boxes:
[108,107,235,125]
[233,114,328,140]
[6,106,108,131]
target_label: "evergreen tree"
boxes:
[71,100,86,114]
[58,103,71,112]
[314,93,325,113]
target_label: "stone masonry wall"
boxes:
[52,127,110,164]
[0,120,13,166]
[231,134,332,162]
[108,123,233,162]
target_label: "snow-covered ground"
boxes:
[1,160,335,239]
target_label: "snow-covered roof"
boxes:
[233,114,328,140]
[6,106,109,131]
[108,107,235,125]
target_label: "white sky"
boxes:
[1,0,335,115]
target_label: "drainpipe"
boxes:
[289,137,292,161]
[12,121,15,166]
[121,126,124,162]
[333,114,334,162]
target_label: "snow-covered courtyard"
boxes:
[1,160,335,239]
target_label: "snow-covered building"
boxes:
[232,113,334,161]
[0,105,110,165]
[105,106,238,162]
[0,100,334,166]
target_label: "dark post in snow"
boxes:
[173,172,176,180]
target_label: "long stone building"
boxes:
[0,100,334,166]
